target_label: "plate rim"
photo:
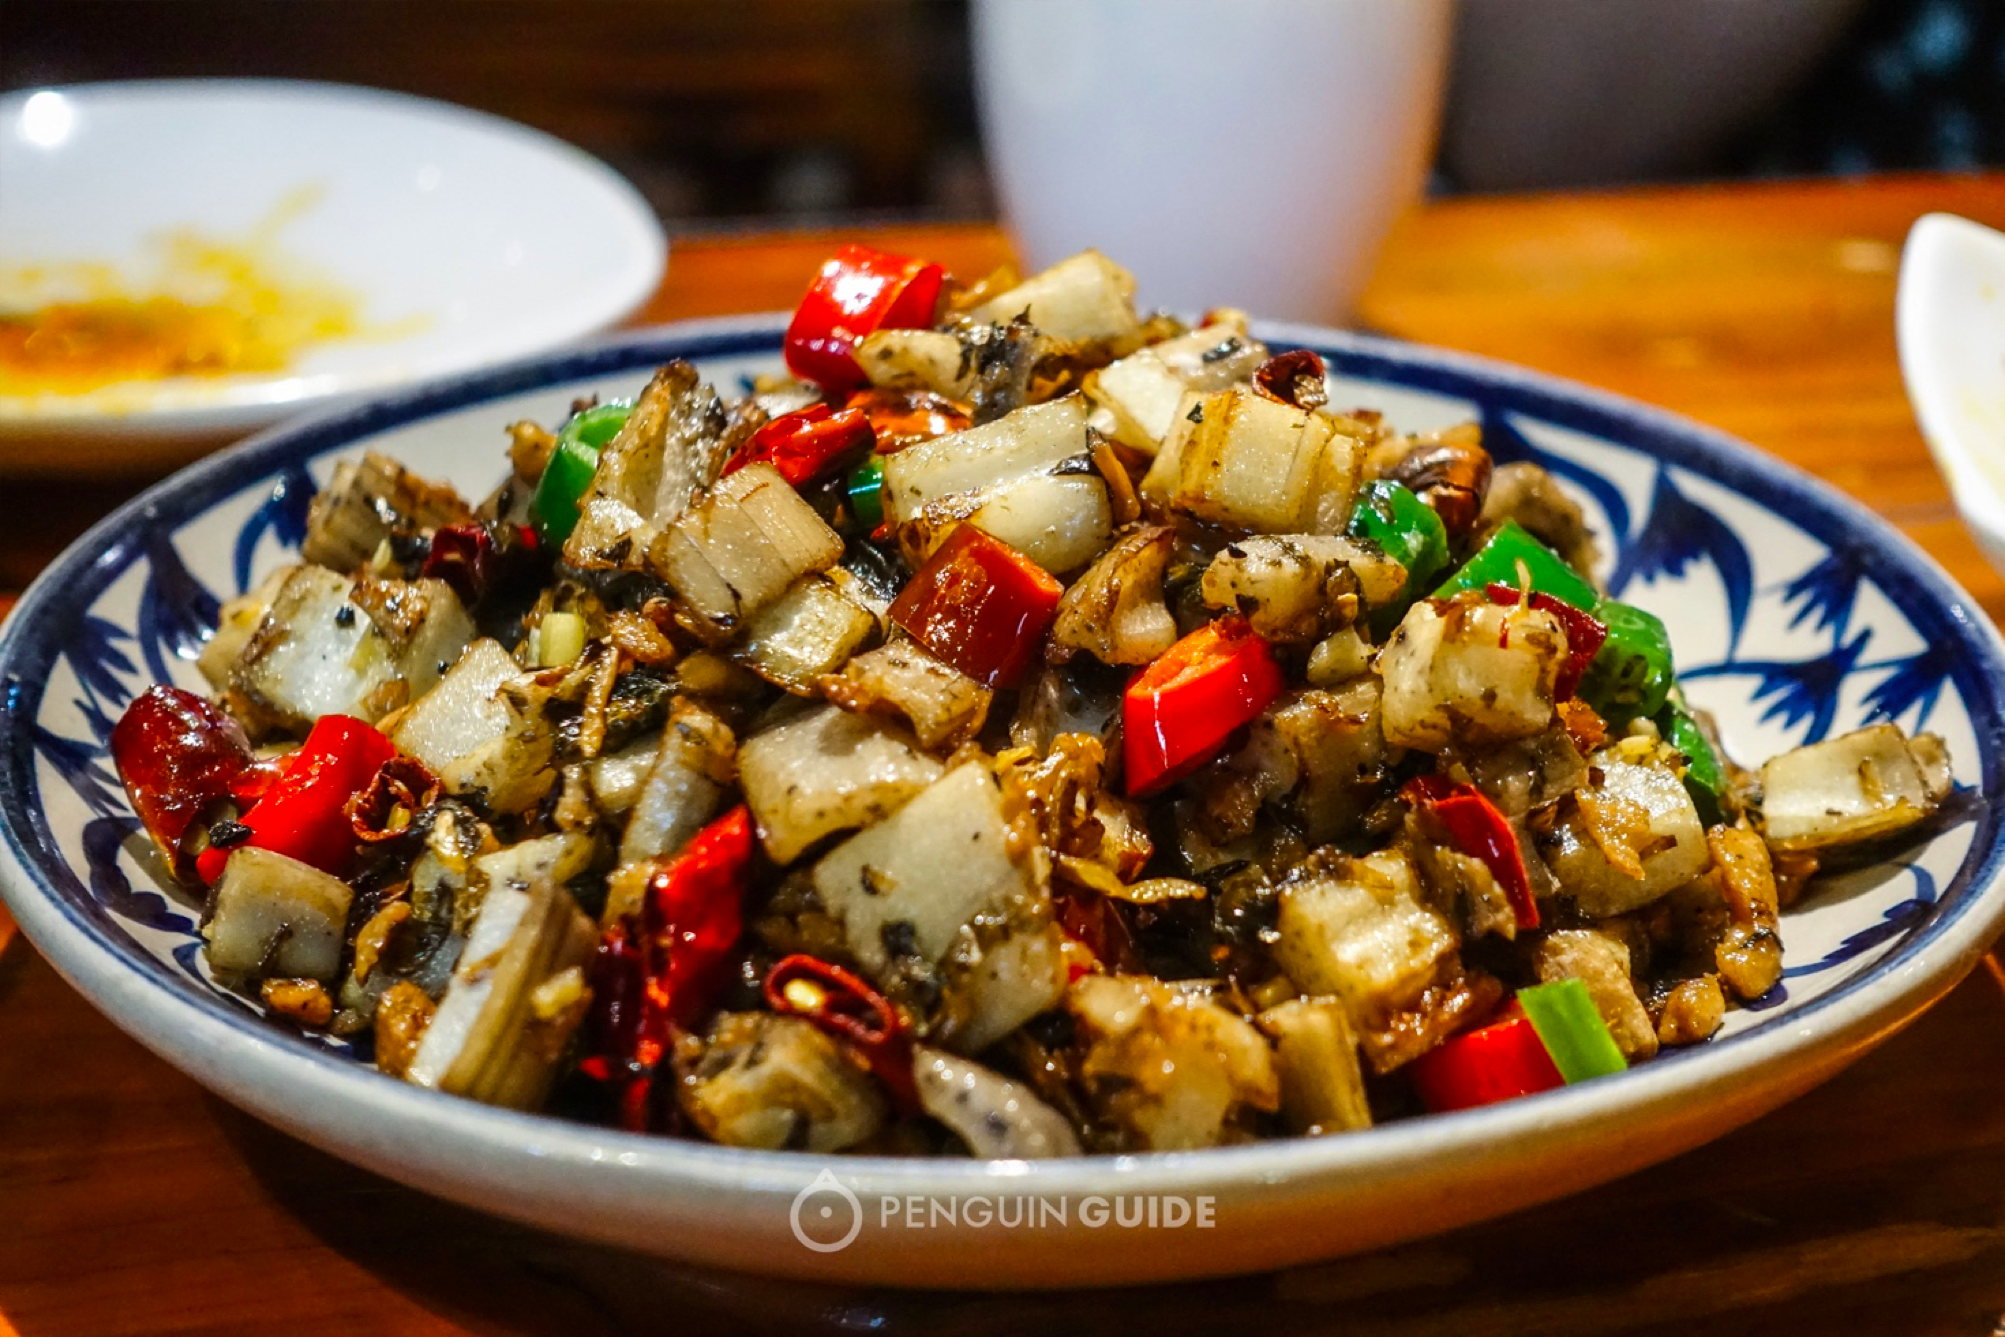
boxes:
[0,77,668,433]
[3,312,2002,1203]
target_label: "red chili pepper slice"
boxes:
[1403,774,1541,930]
[722,404,876,488]
[192,714,398,884]
[583,806,755,1131]
[845,387,973,451]
[1407,1009,1564,1112]
[888,524,1062,688]
[783,244,946,392]
[1484,582,1608,700]
[111,685,259,881]
[1122,617,1286,796]
[764,953,918,1111]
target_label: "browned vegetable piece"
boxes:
[819,640,992,751]
[1257,997,1372,1135]
[675,1011,887,1152]
[1049,525,1179,666]
[1198,535,1401,644]
[261,978,334,1028]
[1656,975,1726,1046]
[1389,423,1492,541]
[205,847,355,982]
[1274,849,1497,1072]
[374,981,438,1078]
[1531,929,1659,1061]
[301,450,476,574]
[1065,974,1279,1150]
[1709,825,1784,1002]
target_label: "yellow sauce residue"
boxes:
[0,187,380,397]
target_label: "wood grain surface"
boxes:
[9,177,2005,1335]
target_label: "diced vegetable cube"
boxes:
[1065,974,1279,1151]
[391,639,519,773]
[1274,852,1458,1032]
[1531,929,1658,1060]
[735,575,878,695]
[652,461,844,638]
[962,249,1142,346]
[1257,998,1373,1135]
[739,705,942,863]
[232,566,474,731]
[820,639,992,751]
[1148,387,1362,534]
[880,397,1089,523]
[1541,757,1710,915]
[404,839,598,1110]
[615,700,737,873]
[205,847,355,982]
[1085,321,1266,452]
[811,762,1033,983]
[1377,594,1567,750]
[675,1012,887,1152]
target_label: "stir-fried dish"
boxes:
[112,245,1959,1155]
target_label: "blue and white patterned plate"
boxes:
[3,316,2002,1288]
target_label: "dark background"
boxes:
[3,0,2001,228]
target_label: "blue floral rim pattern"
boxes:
[3,316,2003,1117]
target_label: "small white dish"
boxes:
[1897,211,2005,574]
[0,80,666,474]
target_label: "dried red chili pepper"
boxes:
[1253,349,1329,411]
[722,403,875,488]
[345,755,441,843]
[583,806,755,1131]
[764,953,917,1111]
[420,523,495,606]
[1484,582,1608,700]
[1404,774,1541,931]
[110,685,258,881]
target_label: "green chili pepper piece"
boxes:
[846,456,886,530]
[1578,599,1675,723]
[1349,480,1450,635]
[530,401,632,546]
[1432,520,1599,612]
[1517,978,1628,1084]
[1659,698,1727,826]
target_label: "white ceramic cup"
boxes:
[971,0,1453,324]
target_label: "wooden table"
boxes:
[9,176,2005,1336]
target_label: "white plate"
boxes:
[3,317,2002,1288]
[0,80,665,473]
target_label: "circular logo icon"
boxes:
[790,1167,863,1253]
